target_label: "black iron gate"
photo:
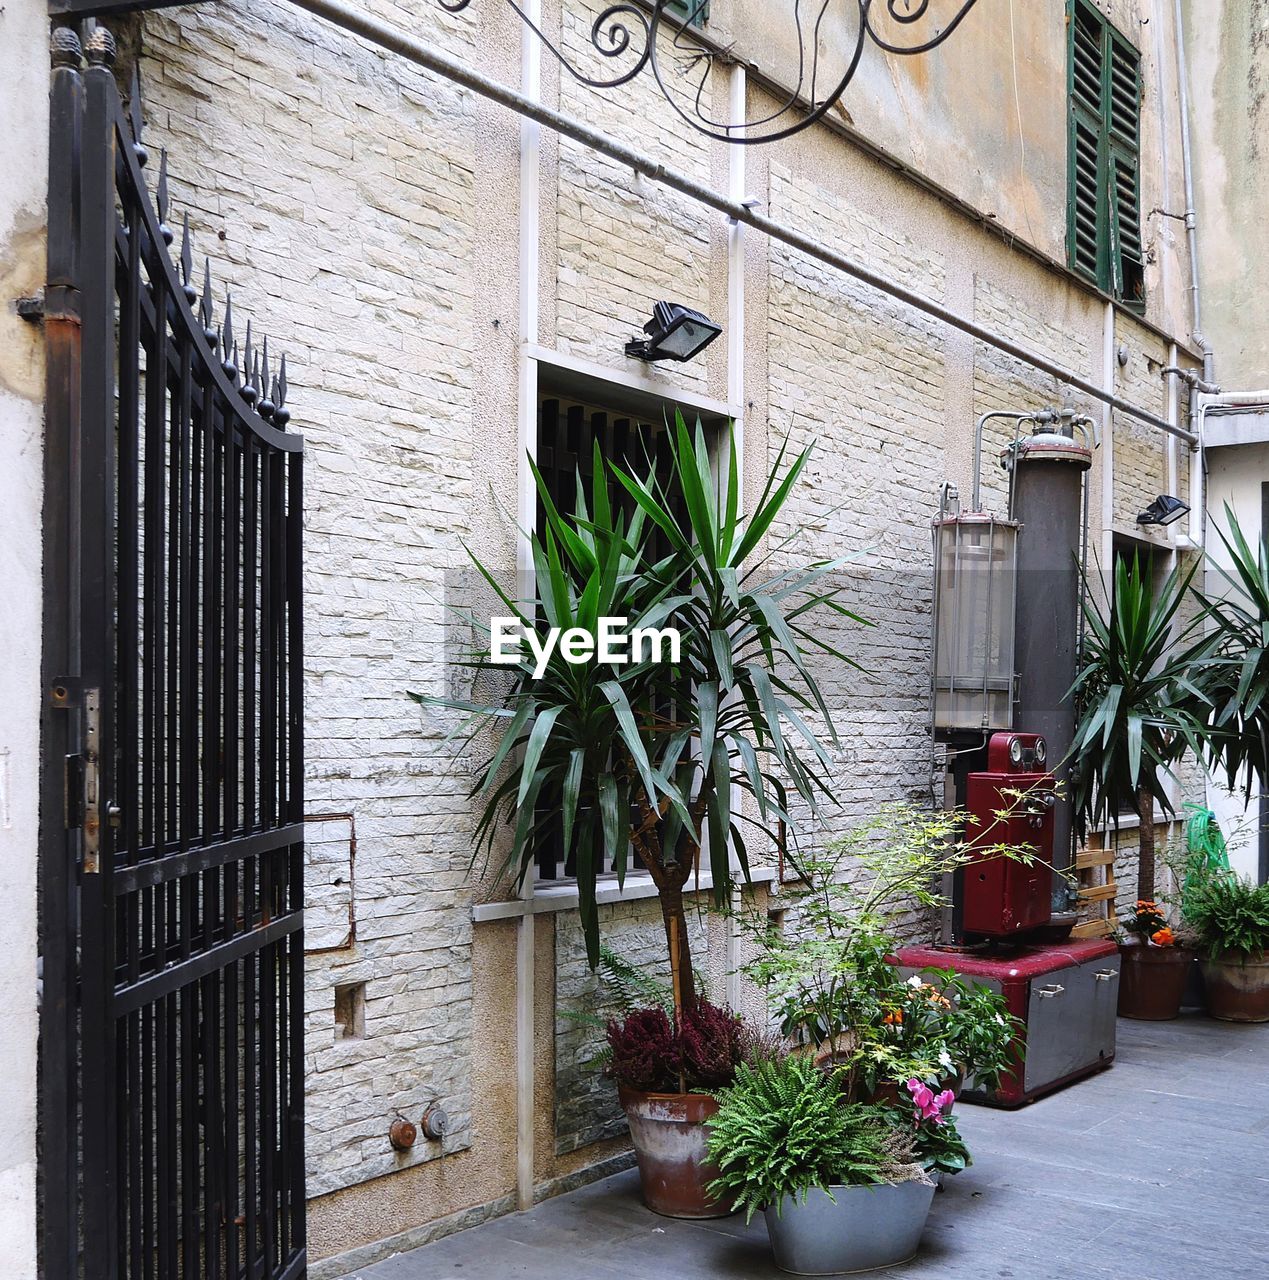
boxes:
[40,27,307,1280]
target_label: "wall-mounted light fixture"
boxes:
[625,301,722,363]
[1136,494,1190,527]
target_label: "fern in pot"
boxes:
[1184,871,1269,1022]
[706,1052,934,1275]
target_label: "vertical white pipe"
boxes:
[1100,303,1117,578]
[1166,343,1179,556]
[514,0,542,1215]
[725,65,746,1013]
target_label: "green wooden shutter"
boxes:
[1067,0,1143,308]
[665,0,709,27]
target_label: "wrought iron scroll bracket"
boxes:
[434,0,984,145]
[47,1,983,145]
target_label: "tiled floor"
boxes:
[349,1016,1269,1279]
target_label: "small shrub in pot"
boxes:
[1184,873,1269,1022]
[1115,899,1195,1021]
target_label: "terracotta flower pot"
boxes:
[1201,952,1269,1023]
[617,1086,730,1218]
[1117,940,1194,1020]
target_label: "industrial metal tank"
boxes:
[931,512,1018,738]
[1009,423,1093,913]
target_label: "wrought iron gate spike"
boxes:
[83,24,115,67]
[156,150,172,244]
[273,353,290,427]
[200,260,217,346]
[259,337,275,421]
[126,64,147,166]
[221,293,235,377]
[50,26,82,69]
[242,341,260,408]
[179,214,197,304]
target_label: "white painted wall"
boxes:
[0,2,47,1276]
[1204,443,1269,882]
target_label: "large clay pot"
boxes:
[764,1181,936,1275]
[618,1086,729,1218]
[1201,952,1269,1022]
[1117,941,1194,1020]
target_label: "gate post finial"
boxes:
[51,26,82,69]
[84,26,117,68]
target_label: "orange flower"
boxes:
[882,1009,904,1026]
[1151,927,1176,946]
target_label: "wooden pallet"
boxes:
[1070,842,1117,939]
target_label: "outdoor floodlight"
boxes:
[625,301,722,363]
[1136,494,1190,527]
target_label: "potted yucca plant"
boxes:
[1070,553,1219,1018]
[411,414,858,1215]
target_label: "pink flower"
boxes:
[906,1078,955,1125]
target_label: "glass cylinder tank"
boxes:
[932,515,1018,735]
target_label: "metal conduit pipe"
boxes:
[972,410,1048,512]
[1173,0,1213,385]
[286,0,1197,446]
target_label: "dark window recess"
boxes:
[532,396,689,883]
[334,982,367,1040]
[1068,0,1144,309]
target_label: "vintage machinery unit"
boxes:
[893,939,1120,1106]
[908,408,1113,1106]
[962,732,1055,939]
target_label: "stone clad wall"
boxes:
[142,0,482,1198]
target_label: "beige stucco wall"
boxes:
[717,0,1195,342]
[1183,0,1269,388]
[0,1,46,1276]
[34,0,1205,1274]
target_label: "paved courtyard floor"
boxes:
[351,1016,1269,1280]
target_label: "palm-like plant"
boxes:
[1069,553,1216,900]
[411,413,863,1016]
[1195,506,1269,793]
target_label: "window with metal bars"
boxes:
[532,394,693,883]
[1067,0,1144,309]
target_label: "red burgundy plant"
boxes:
[606,999,744,1094]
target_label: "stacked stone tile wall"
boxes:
[142,0,482,1197]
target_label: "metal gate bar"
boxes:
[40,28,307,1280]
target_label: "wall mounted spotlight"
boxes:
[625,301,722,363]
[1136,494,1190,526]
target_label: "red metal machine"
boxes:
[961,731,1055,939]
[892,939,1119,1106]
[892,734,1119,1106]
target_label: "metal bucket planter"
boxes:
[764,1181,936,1275]
[1201,952,1269,1022]
[618,1087,729,1218]
[1117,941,1194,1020]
